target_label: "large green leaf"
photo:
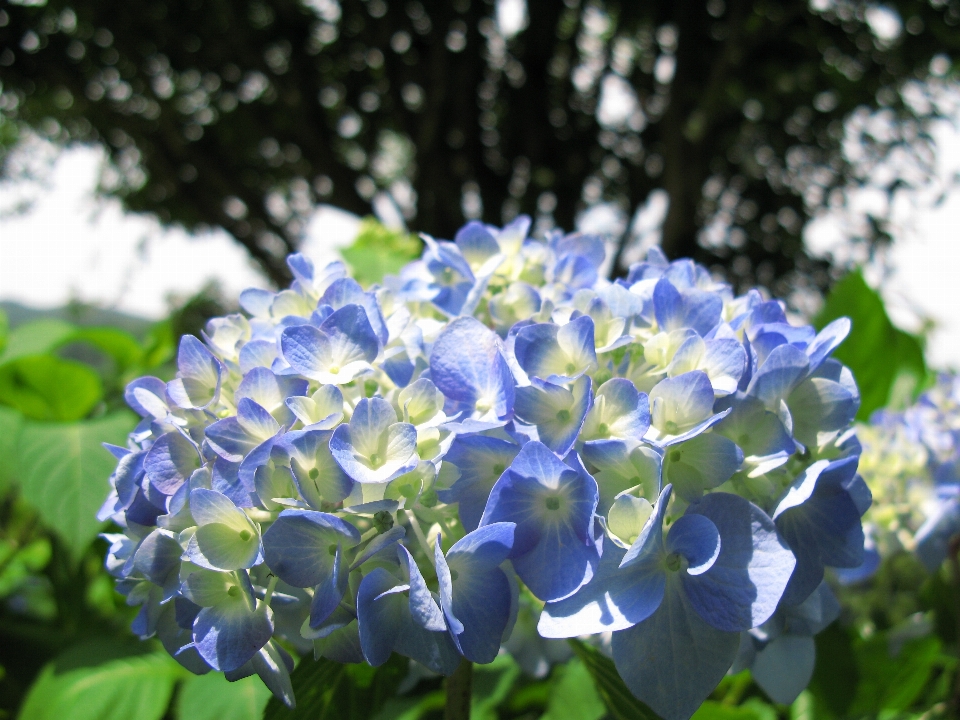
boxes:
[814,270,926,420]
[0,319,76,364]
[540,657,607,720]
[569,639,661,720]
[17,412,136,559]
[848,633,942,715]
[71,327,145,374]
[472,654,521,720]
[177,671,272,720]
[0,405,24,493]
[18,643,183,720]
[262,654,407,720]
[0,355,103,421]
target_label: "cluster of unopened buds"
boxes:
[100,217,868,720]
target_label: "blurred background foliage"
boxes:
[2,0,960,299]
[0,223,953,720]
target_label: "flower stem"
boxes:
[444,659,473,720]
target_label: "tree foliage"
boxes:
[2,0,958,292]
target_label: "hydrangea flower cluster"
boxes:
[98,217,868,720]
[860,374,960,574]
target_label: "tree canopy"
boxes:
[1,0,958,294]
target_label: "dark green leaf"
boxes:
[262,654,408,720]
[807,622,858,718]
[177,671,272,720]
[0,405,23,493]
[814,270,926,420]
[17,412,136,559]
[848,632,942,715]
[569,639,662,720]
[18,643,183,720]
[71,327,145,374]
[0,354,103,421]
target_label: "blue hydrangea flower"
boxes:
[99,218,865,716]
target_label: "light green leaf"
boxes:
[541,658,607,720]
[18,645,182,720]
[340,218,422,287]
[0,319,76,364]
[814,270,926,420]
[0,355,103,421]
[0,307,8,355]
[17,412,136,559]
[0,405,23,493]
[177,671,271,720]
[569,639,662,720]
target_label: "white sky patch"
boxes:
[0,143,359,318]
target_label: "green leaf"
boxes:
[848,633,942,715]
[0,307,8,356]
[807,622,857,718]
[17,412,136,559]
[71,327,145,374]
[262,654,408,720]
[814,270,926,420]
[540,658,607,720]
[0,355,103,421]
[472,654,521,720]
[691,701,769,720]
[340,218,422,287]
[0,318,76,364]
[569,639,662,720]
[18,643,182,720]
[177,671,272,720]
[0,405,23,493]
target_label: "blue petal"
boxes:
[167,335,223,409]
[437,435,521,531]
[685,492,795,630]
[514,376,593,456]
[125,376,169,418]
[774,457,865,603]
[649,371,715,435]
[805,317,850,371]
[539,506,666,638]
[611,574,740,720]
[665,514,720,574]
[193,596,273,673]
[747,344,810,410]
[480,442,600,601]
[261,509,361,587]
[279,428,354,506]
[398,544,446,631]
[663,433,743,502]
[144,431,201,495]
[329,399,418,484]
[440,523,517,663]
[320,277,389,345]
[355,568,404,667]
[310,543,348,628]
[751,635,816,705]
[429,317,515,419]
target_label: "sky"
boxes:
[1,125,960,369]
